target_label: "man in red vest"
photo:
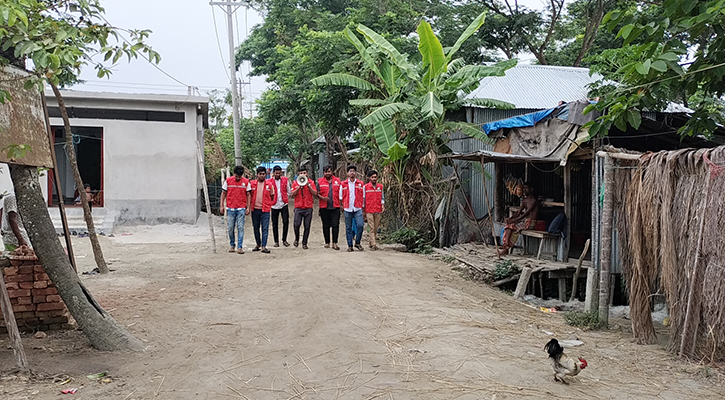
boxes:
[249,166,276,253]
[290,167,317,249]
[363,169,385,250]
[316,165,341,250]
[340,165,365,252]
[219,166,251,254]
[270,166,291,248]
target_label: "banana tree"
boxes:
[312,11,516,174]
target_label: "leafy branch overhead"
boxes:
[312,11,516,164]
[0,0,160,89]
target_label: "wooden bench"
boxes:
[520,230,561,260]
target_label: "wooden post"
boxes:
[586,151,600,312]
[558,278,567,302]
[598,153,614,326]
[494,163,504,222]
[480,157,500,257]
[570,239,591,302]
[196,142,217,253]
[0,262,28,370]
[41,92,76,272]
[514,266,533,299]
[563,162,572,262]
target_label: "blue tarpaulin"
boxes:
[482,108,556,135]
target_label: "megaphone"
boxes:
[296,175,308,187]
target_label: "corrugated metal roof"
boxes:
[466,64,601,110]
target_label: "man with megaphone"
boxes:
[290,167,317,250]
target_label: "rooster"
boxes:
[544,338,587,384]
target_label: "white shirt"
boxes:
[1,194,31,248]
[271,178,291,210]
[340,178,363,213]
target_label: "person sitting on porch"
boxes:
[499,182,540,256]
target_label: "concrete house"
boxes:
[0,90,209,232]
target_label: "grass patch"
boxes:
[564,310,602,329]
[492,259,518,281]
[382,227,433,254]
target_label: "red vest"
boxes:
[341,179,364,210]
[269,177,289,204]
[364,182,383,213]
[249,179,276,212]
[225,176,249,209]
[317,176,341,209]
[291,181,314,209]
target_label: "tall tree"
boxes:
[586,0,725,138]
[0,0,160,350]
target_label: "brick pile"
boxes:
[1,256,74,333]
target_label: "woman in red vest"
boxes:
[340,165,365,252]
[219,166,251,254]
[316,165,342,250]
[363,169,385,250]
[249,166,276,253]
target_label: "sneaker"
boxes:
[273,242,280,248]
[355,243,364,251]
[347,247,354,252]
[261,248,270,254]
[252,246,261,252]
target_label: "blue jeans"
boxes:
[252,209,270,247]
[344,210,364,247]
[226,208,246,248]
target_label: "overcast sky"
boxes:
[75,0,548,110]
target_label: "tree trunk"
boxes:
[49,83,109,274]
[10,165,143,351]
[598,154,614,327]
[324,132,337,172]
[573,0,605,67]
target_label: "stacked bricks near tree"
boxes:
[0,254,74,334]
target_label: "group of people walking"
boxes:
[219,164,384,253]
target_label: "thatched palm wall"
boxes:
[615,146,725,362]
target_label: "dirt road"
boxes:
[1,215,723,399]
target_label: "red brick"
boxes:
[34,273,49,281]
[12,304,35,312]
[3,267,18,276]
[40,316,68,324]
[47,310,67,317]
[20,311,35,319]
[8,289,31,297]
[36,324,49,331]
[18,265,34,274]
[32,296,46,303]
[61,323,75,330]
[9,298,18,305]
[10,260,24,266]
[6,274,33,283]
[18,282,34,289]
[33,280,48,289]
[45,295,61,303]
[24,318,39,325]
[32,288,57,296]
[47,282,55,288]
[36,302,65,311]
[35,311,49,317]
[5,282,19,290]
[17,296,32,305]
[33,265,45,273]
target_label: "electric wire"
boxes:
[211,6,231,81]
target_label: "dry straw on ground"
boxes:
[613,146,725,362]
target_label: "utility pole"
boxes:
[210,0,245,166]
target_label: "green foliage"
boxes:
[564,310,602,329]
[383,227,432,254]
[493,259,518,281]
[587,0,725,138]
[3,143,31,160]
[0,0,159,88]
[216,118,277,169]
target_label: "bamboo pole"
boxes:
[196,142,217,253]
[598,153,614,326]
[480,157,501,258]
[0,263,28,370]
[570,239,591,302]
[41,92,76,272]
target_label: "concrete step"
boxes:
[48,207,112,234]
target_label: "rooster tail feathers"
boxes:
[544,338,563,359]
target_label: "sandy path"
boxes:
[1,214,723,399]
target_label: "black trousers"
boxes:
[294,208,313,245]
[319,207,340,244]
[271,205,289,243]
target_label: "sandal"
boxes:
[228,247,236,253]
[236,248,244,254]
[332,244,340,251]
[261,248,270,254]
